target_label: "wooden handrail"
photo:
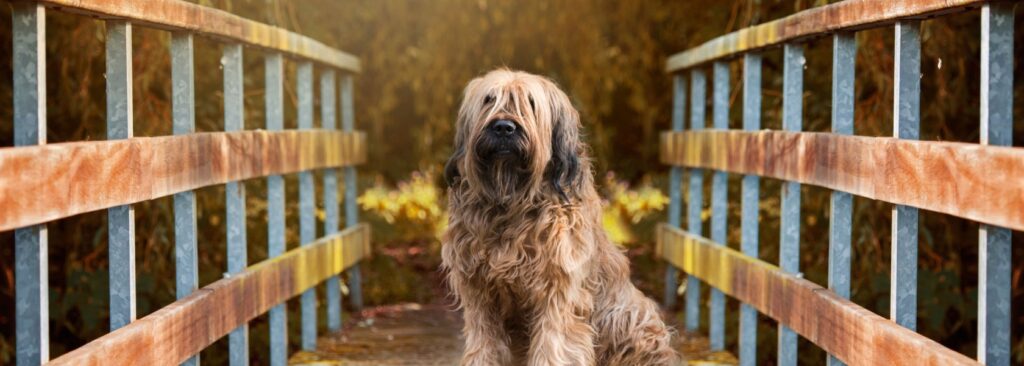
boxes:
[660,129,1024,232]
[47,224,371,366]
[666,0,987,72]
[31,0,360,72]
[0,130,365,232]
[656,225,979,366]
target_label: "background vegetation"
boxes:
[0,0,1021,364]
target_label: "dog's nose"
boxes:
[490,119,517,137]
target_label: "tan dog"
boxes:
[442,69,677,365]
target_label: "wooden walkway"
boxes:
[289,303,736,365]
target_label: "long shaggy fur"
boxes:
[442,69,678,366]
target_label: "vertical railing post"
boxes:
[105,20,135,333]
[265,52,288,366]
[321,69,342,332]
[171,31,200,366]
[341,74,363,310]
[665,74,686,309]
[12,3,48,365]
[892,21,920,332]
[739,52,761,366]
[828,31,856,366]
[708,60,729,351]
[297,61,318,351]
[777,42,803,366]
[223,42,249,366]
[978,4,1014,365]
[684,69,706,332]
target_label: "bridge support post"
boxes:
[322,70,344,332]
[777,42,803,366]
[891,21,920,333]
[341,74,364,311]
[684,69,706,333]
[265,52,289,366]
[978,4,1014,366]
[106,20,136,333]
[12,3,49,365]
[827,31,856,366]
[171,31,200,366]
[708,61,729,351]
[298,61,319,352]
[665,74,686,309]
[739,52,761,366]
[223,42,249,366]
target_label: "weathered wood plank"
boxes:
[32,0,360,72]
[659,130,1024,232]
[0,130,366,233]
[656,224,980,366]
[47,224,371,366]
[666,0,987,72]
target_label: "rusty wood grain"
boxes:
[660,130,1024,232]
[48,224,371,366]
[0,130,365,232]
[30,0,360,72]
[666,0,987,72]
[656,225,978,366]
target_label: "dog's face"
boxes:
[445,69,584,203]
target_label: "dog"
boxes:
[442,69,678,366]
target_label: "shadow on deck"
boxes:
[289,303,736,365]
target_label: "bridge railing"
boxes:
[2,1,369,365]
[658,0,1017,365]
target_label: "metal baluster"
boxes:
[709,60,729,351]
[168,30,198,364]
[12,3,48,365]
[892,21,920,332]
[665,74,686,309]
[684,69,706,332]
[223,43,249,366]
[171,32,200,366]
[979,4,1014,365]
[778,43,803,366]
[341,74,363,310]
[106,20,135,333]
[828,32,856,366]
[739,52,761,366]
[265,52,288,366]
[298,61,318,351]
[321,69,342,332]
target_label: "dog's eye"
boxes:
[483,95,495,105]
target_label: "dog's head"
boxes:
[445,69,586,204]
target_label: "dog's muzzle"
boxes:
[478,119,524,160]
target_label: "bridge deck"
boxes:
[289,303,736,365]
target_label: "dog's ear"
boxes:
[444,142,464,187]
[544,88,583,202]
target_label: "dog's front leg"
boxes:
[526,276,596,366]
[459,286,514,365]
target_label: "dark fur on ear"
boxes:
[445,143,464,187]
[544,91,584,202]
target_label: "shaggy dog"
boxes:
[442,69,677,366]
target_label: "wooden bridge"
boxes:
[0,0,1019,365]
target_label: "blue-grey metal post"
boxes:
[708,60,729,351]
[297,61,318,351]
[321,70,343,332]
[341,74,363,310]
[979,4,1014,365]
[265,52,288,366]
[828,32,856,366]
[13,3,48,365]
[778,43,803,366]
[223,43,249,366]
[665,74,685,309]
[106,20,136,333]
[171,32,200,366]
[892,21,920,332]
[739,52,761,366]
[684,69,706,332]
